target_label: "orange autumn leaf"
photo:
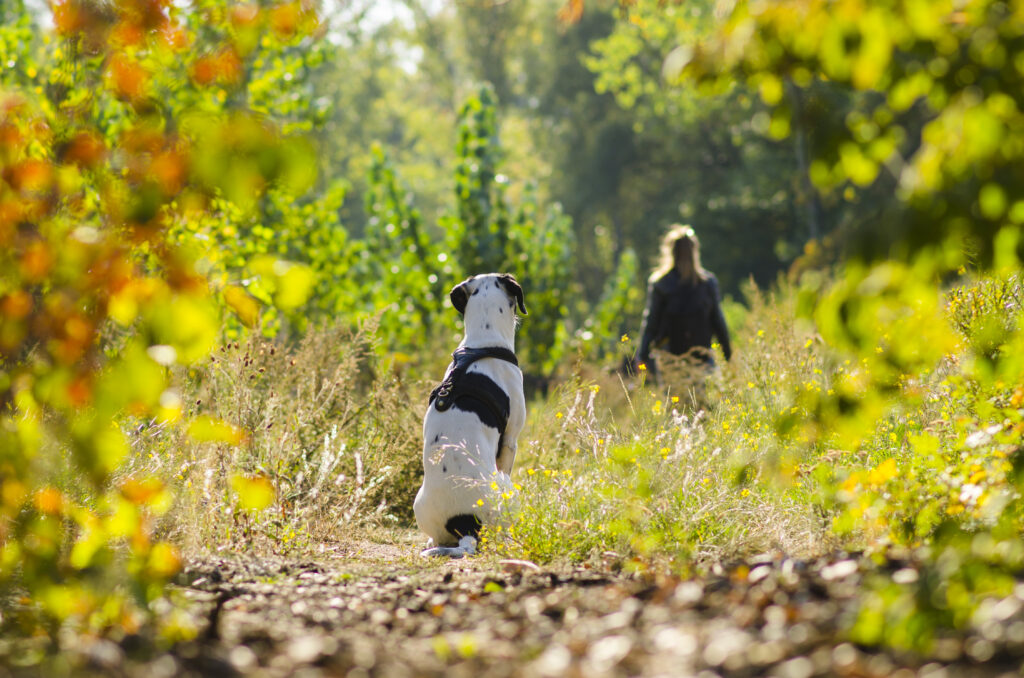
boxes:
[108,55,149,100]
[64,130,107,168]
[0,199,23,234]
[9,158,53,194]
[34,487,64,515]
[191,55,218,85]
[558,0,584,24]
[158,24,188,50]
[1,290,33,319]
[110,20,144,47]
[216,48,243,84]
[120,477,169,510]
[269,2,300,36]
[64,314,93,343]
[191,49,242,86]
[150,150,187,195]
[66,376,92,407]
[230,3,260,27]
[20,241,54,281]
[52,0,83,35]
[0,122,22,153]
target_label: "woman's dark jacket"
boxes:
[638,269,732,367]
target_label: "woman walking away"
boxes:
[637,225,732,403]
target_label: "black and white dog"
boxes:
[414,273,527,557]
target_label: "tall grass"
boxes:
[123,322,427,554]
[112,274,1021,571]
[491,280,830,566]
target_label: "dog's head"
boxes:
[450,274,528,317]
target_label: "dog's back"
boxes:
[414,274,527,552]
[414,378,510,546]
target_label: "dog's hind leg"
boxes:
[420,536,477,559]
[496,443,517,476]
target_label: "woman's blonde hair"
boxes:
[650,224,708,284]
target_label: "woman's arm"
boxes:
[708,277,732,361]
[638,281,666,364]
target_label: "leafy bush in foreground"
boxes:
[0,0,319,640]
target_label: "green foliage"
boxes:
[506,192,576,377]
[13,0,1024,666]
[360,144,447,348]
[677,0,1024,267]
[584,0,829,291]
[433,85,579,379]
[445,85,507,277]
[578,247,646,363]
[630,0,1024,652]
[0,0,320,642]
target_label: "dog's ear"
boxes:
[450,278,472,315]
[498,274,527,316]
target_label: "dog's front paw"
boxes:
[458,535,477,555]
[420,536,478,559]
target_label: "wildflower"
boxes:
[741,488,750,498]
[476,499,484,506]
[804,338,813,348]
[638,363,647,372]
[670,396,678,403]
[757,329,765,337]
[621,334,630,342]
[555,412,563,419]
[591,385,600,393]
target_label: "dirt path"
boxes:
[7,532,1024,677]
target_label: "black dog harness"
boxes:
[429,346,519,433]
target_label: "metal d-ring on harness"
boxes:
[429,346,519,434]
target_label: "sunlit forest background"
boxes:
[3,0,1024,663]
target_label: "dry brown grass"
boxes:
[123,321,427,555]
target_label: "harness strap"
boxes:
[429,346,518,432]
